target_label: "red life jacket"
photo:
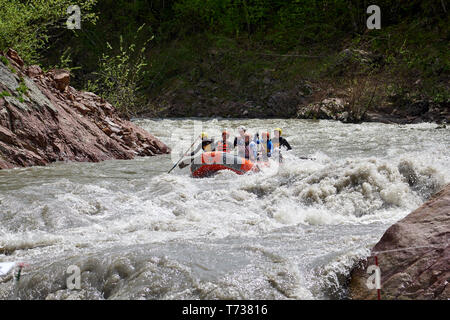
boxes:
[217,140,229,152]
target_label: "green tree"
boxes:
[0,0,98,63]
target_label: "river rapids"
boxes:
[0,119,449,299]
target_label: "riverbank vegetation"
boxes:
[1,0,448,120]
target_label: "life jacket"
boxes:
[253,134,260,145]
[260,140,272,158]
[266,140,272,157]
[217,140,229,152]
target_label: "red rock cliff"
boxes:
[0,49,170,169]
[349,184,450,299]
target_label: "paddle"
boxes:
[168,135,200,174]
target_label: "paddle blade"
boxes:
[178,160,190,169]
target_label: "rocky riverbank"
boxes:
[296,97,449,124]
[150,87,449,125]
[348,184,450,300]
[0,49,170,170]
[143,46,449,124]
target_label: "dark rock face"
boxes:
[349,185,450,300]
[0,49,170,170]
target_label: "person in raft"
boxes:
[271,128,292,162]
[233,126,247,158]
[244,133,258,162]
[253,132,260,145]
[190,132,215,156]
[178,132,214,169]
[214,130,233,152]
[259,131,273,161]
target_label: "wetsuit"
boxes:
[272,137,292,150]
[272,136,291,163]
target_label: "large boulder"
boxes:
[348,184,450,300]
[0,50,170,169]
[51,69,70,92]
[297,98,351,122]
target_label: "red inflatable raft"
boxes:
[190,151,262,178]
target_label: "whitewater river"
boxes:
[0,119,449,299]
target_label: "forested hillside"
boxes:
[1,0,448,121]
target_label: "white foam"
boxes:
[0,119,448,299]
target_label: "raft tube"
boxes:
[190,152,258,178]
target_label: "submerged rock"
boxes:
[0,50,170,169]
[348,184,450,300]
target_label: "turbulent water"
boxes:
[0,119,449,300]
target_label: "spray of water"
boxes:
[0,119,448,299]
